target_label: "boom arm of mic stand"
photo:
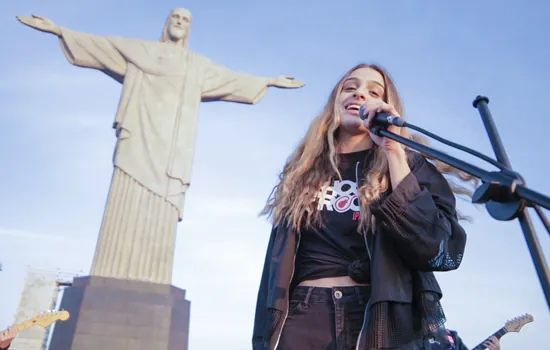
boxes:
[371,125,550,311]
[372,128,550,210]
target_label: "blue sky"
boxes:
[1,0,549,349]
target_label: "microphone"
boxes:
[359,104,406,127]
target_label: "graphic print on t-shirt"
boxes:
[315,179,361,221]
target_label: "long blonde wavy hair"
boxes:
[261,63,478,232]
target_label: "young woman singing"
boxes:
[252,63,476,350]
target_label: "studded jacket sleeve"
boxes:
[372,152,467,272]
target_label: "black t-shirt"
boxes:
[293,149,373,285]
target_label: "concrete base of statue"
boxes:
[48,276,190,350]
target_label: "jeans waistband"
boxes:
[291,285,371,304]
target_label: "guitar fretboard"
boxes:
[471,327,507,350]
[1,319,39,341]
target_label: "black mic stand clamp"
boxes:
[471,166,526,221]
[371,96,550,311]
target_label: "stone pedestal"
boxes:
[48,276,190,350]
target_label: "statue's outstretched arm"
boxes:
[17,15,127,81]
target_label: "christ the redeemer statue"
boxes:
[17,8,304,285]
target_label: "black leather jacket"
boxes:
[252,152,468,350]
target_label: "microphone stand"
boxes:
[370,95,550,311]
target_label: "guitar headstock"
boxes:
[30,310,70,328]
[504,313,534,333]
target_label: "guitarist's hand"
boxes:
[482,336,501,350]
[0,326,16,349]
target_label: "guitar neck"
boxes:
[471,327,507,350]
[10,319,33,334]
[0,322,23,341]
[12,321,29,334]
[1,319,36,339]
[0,311,69,341]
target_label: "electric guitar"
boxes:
[471,313,533,350]
[0,310,70,341]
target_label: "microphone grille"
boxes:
[359,104,367,120]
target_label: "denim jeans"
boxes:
[277,285,371,350]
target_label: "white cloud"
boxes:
[0,227,95,269]
[184,195,266,218]
[0,64,114,92]
[0,227,72,243]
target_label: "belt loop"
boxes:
[354,286,365,305]
[303,287,314,307]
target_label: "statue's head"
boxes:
[160,8,192,48]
